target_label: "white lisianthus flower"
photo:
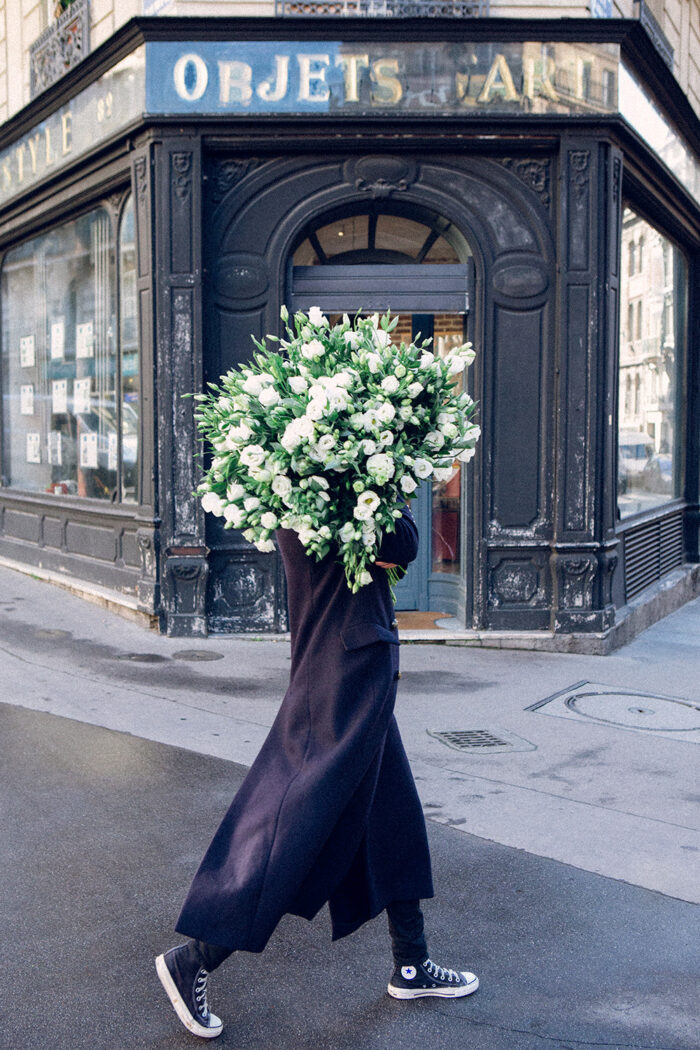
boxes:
[297,526,316,546]
[327,392,349,412]
[223,504,245,527]
[419,352,434,368]
[289,375,308,395]
[407,382,423,399]
[395,364,407,378]
[425,430,445,450]
[344,330,359,349]
[447,356,465,376]
[363,408,381,431]
[239,444,266,468]
[301,339,325,360]
[308,306,327,327]
[243,528,256,542]
[458,447,476,463]
[399,405,413,420]
[361,439,377,456]
[366,353,381,374]
[358,569,374,587]
[441,422,459,440]
[260,511,278,530]
[244,496,260,512]
[339,522,356,543]
[381,375,400,394]
[281,423,303,451]
[242,372,275,395]
[306,399,326,421]
[272,474,292,497]
[413,458,433,479]
[377,402,396,423]
[332,371,353,388]
[379,430,394,446]
[201,491,225,515]
[259,386,280,408]
[433,466,454,482]
[225,421,253,448]
[349,412,365,429]
[465,424,481,440]
[374,329,391,349]
[366,452,395,484]
[309,384,328,403]
[400,474,418,494]
[250,466,273,483]
[255,538,276,553]
[354,490,381,520]
[226,482,245,501]
[317,434,335,453]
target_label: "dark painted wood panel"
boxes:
[65,521,117,562]
[490,306,543,530]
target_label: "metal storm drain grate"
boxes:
[427,728,536,754]
[528,681,700,744]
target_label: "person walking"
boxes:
[156,505,478,1039]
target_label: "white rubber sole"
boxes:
[155,953,223,1039]
[387,971,479,1000]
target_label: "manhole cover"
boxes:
[529,681,700,742]
[34,628,72,639]
[173,650,225,662]
[116,653,169,664]
[427,728,536,753]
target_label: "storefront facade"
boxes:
[0,16,698,643]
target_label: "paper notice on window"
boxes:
[20,384,34,415]
[79,431,98,469]
[108,431,118,472]
[50,319,65,360]
[76,321,94,359]
[52,379,68,414]
[47,431,63,466]
[20,335,35,368]
[26,432,41,463]
[73,377,92,414]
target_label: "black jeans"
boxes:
[186,899,427,972]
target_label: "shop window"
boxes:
[119,196,139,503]
[1,198,139,502]
[618,207,686,518]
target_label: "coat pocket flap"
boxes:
[341,622,399,651]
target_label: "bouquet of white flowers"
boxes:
[194,307,480,592]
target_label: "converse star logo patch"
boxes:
[401,966,417,980]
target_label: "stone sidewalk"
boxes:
[0,565,698,1048]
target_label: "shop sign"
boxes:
[146,40,619,118]
[0,46,145,209]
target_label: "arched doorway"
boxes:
[287,203,475,616]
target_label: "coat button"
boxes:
[391,619,398,628]
[395,671,402,680]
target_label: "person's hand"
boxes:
[376,561,398,569]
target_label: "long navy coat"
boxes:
[176,506,434,951]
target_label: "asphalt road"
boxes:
[2,701,697,1050]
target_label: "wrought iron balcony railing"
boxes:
[275,0,489,16]
[30,0,90,99]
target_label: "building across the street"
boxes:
[0,1,698,646]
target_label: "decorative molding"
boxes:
[347,155,417,200]
[498,157,551,210]
[207,158,261,204]
[569,150,591,202]
[134,156,148,203]
[611,156,621,203]
[30,0,90,99]
[171,152,192,202]
[275,0,489,15]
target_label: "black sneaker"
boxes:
[387,957,479,999]
[156,944,223,1039]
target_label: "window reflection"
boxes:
[119,195,139,503]
[431,314,466,576]
[618,208,686,518]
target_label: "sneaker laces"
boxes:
[424,959,461,984]
[194,968,210,1019]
